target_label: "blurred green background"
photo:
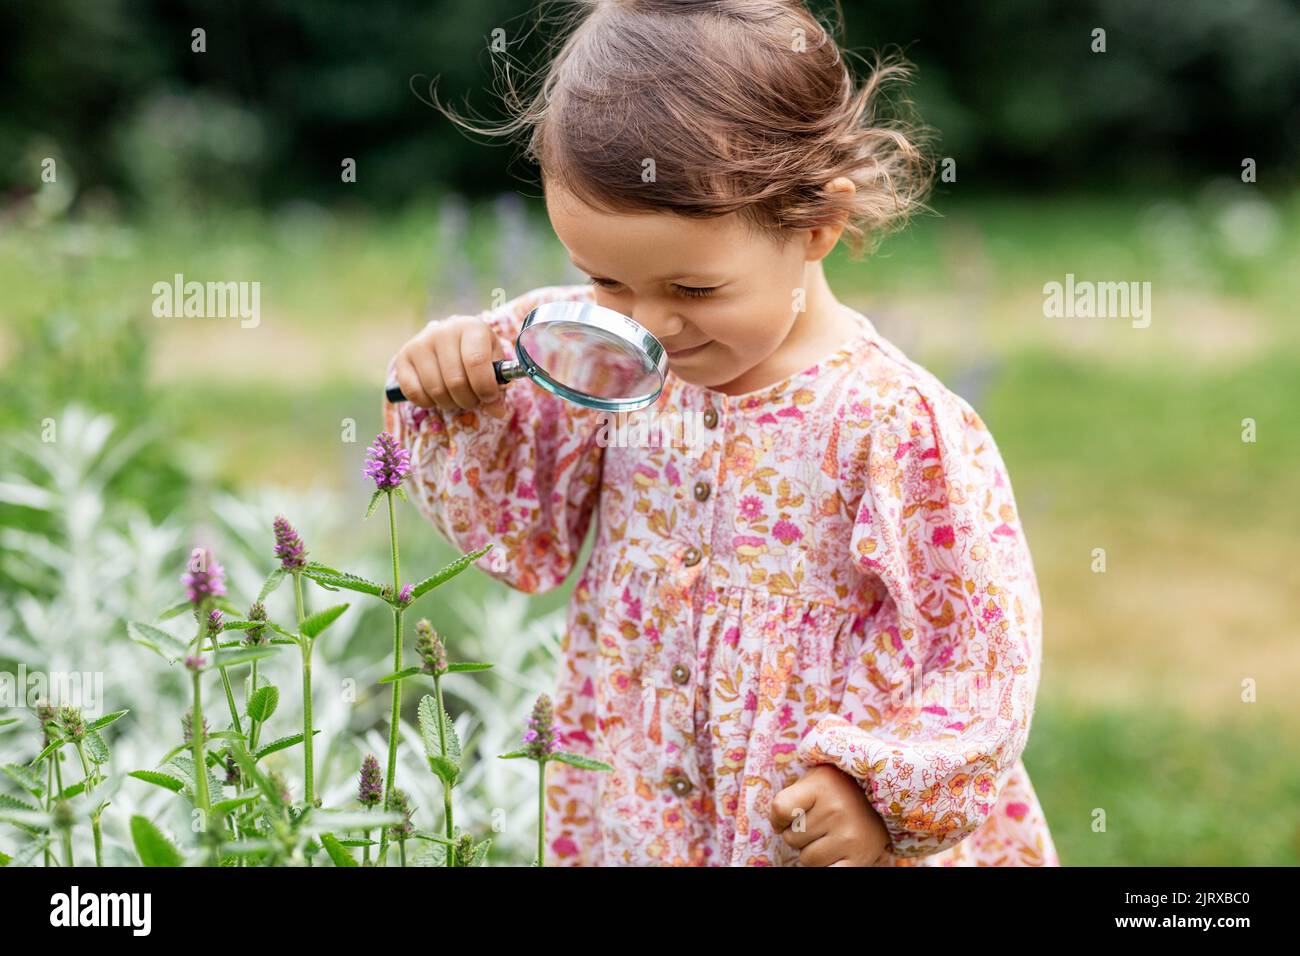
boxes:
[2,0,1298,865]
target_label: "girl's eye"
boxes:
[675,285,716,299]
[588,277,622,290]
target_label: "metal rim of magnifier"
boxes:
[512,301,667,413]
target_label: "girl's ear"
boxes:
[805,178,856,261]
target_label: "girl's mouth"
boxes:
[666,341,710,359]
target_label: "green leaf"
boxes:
[0,718,19,728]
[213,647,279,669]
[410,829,455,846]
[409,545,493,601]
[130,816,183,867]
[377,667,423,684]
[468,837,492,867]
[446,662,494,673]
[87,709,129,733]
[319,832,358,867]
[127,620,188,662]
[157,600,193,621]
[128,770,186,794]
[247,685,279,723]
[428,755,459,787]
[212,794,260,816]
[155,742,189,768]
[254,731,319,762]
[303,570,385,598]
[55,780,87,801]
[0,848,10,866]
[304,561,344,575]
[299,603,349,639]
[84,730,110,765]
[258,567,287,602]
[418,696,461,766]
[2,763,45,797]
[337,838,376,847]
[213,596,242,615]
[29,737,67,767]
[0,793,41,815]
[364,489,384,519]
[497,749,530,760]
[551,751,614,772]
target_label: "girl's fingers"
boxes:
[435,327,479,410]
[394,356,433,408]
[413,340,458,412]
[460,321,503,405]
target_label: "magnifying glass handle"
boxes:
[385,359,525,403]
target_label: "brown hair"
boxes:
[421,0,935,259]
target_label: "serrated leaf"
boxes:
[155,742,189,768]
[409,544,493,601]
[337,838,376,847]
[157,600,193,621]
[319,832,358,867]
[497,749,530,760]
[300,603,349,639]
[428,755,459,787]
[303,570,384,598]
[394,485,408,502]
[364,489,384,519]
[410,829,455,846]
[377,667,423,684]
[0,793,41,815]
[247,685,279,723]
[129,770,186,794]
[468,837,492,867]
[305,561,344,575]
[131,816,183,867]
[2,763,45,797]
[0,805,51,832]
[446,662,493,673]
[84,730,110,765]
[127,621,188,662]
[417,696,461,767]
[254,731,319,762]
[258,567,287,602]
[87,709,129,733]
[551,751,614,772]
[225,742,284,809]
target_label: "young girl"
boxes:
[385,0,1059,866]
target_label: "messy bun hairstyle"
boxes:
[422,0,934,259]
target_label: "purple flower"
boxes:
[206,608,224,639]
[363,432,412,491]
[397,583,414,605]
[243,602,269,647]
[522,693,558,760]
[182,548,227,606]
[387,788,414,839]
[34,700,56,746]
[181,707,209,744]
[358,754,383,809]
[184,654,206,672]
[414,618,447,676]
[273,515,308,571]
[58,706,85,741]
[223,752,240,786]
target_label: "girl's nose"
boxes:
[630,307,684,342]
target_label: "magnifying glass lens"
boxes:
[519,321,660,402]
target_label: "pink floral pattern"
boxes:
[384,283,1060,866]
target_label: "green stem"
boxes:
[190,669,214,860]
[294,571,316,807]
[209,628,243,739]
[398,837,407,868]
[43,759,53,867]
[60,823,73,867]
[537,759,546,867]
[378,490,402,867]
[73,742,104,867]
[434,673,453,865]
[91,811,103,867]
[362,824,371,866]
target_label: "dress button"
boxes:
[668,772,694,797]
[682,546,702,566]
[693,480,710,502]
[702,406,718,429]
[671,663,690,685]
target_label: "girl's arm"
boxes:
[795,385,1044,859]
[382,285,606,594]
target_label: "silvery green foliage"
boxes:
[0,405,568,865]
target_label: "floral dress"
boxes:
[384,283,1060,866]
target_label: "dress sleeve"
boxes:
[794,385,1044,859]
[381,285,606,594]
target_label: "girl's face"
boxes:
[543,181,816,391]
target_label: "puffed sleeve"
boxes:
[382,285,606,594]
[795,385,1044,859]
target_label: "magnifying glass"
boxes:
[384,300,668,412]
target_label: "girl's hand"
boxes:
[392,314,511,419]
[770,764,891,866]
